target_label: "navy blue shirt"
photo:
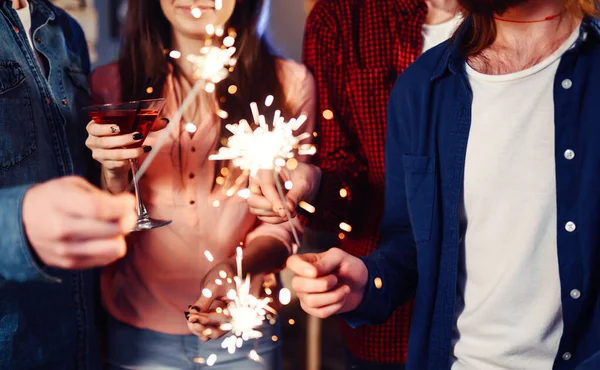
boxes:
[0,1,101,369]
[344,16,600,370]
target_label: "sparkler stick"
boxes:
[272,168,302,249]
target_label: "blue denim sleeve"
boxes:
[577,351,600,369]
[0,185,59,282]
[340,82,418,327]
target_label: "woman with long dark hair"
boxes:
[86,0,316,368]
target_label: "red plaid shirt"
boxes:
[303,0,428,364]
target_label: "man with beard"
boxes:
[287,0,600,368]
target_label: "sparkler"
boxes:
[134,29,237,183]
[208,97,317,248]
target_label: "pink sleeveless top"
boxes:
[91,59,317,334]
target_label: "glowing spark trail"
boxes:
[135,33,237,183]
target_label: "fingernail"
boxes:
[190,306,200,312]
[161,118,170,125]
[111,126,119,134]
[184,312,190,320]
[144,146,152,153]
[133,133,143,140]
[191,319,199,324]
[188,305,192,309]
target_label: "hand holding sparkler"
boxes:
[287,248,368,319]
[247,164,322,224]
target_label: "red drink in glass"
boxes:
[88,109,159,148]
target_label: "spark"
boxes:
[374,277,383,289]
[136,35,238,182]
[284,181,293,190]
[339,222,352,233]
[185,122,197,133]
[208,105,315,176]
[202,288,213,298]
[216,248,277,356]
[205,24,215,35]
[213,200,221,207]
[193,357,205,364]
[146,87,154,94]
[279,288,292,305]
[338,233,346,240]
[207,354,217,366]
[340,188,348,198]
[288,319,296,326]
[223,36,235,47]
[249,350,264,364]
[191,6,202,18]
[204,250,214,262]
[271,335,279,342]
[219,270,228,279]
[228,85,238,94]
[286,158,298,170]
[299,201,316,214]
[215,0,223,10]
[264,287,272,295]
[322,109,334,120]
[265,95,274,107]
[215,279,223,286]
[237,189,251,199]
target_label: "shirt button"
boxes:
[13,25,19,33]
[190,200,195,205]
[189,173,195,179]
[564,149,575,160]
[62,99,68,106]
[191,147,196,153]
[565,222,576,232]
[562,79,573,89]
[35,37,41,43]
[570,289,581,299]
[562,352,572,361]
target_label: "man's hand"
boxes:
[22,176,136,270]
[287,248,368,319]
[247,163,321,224]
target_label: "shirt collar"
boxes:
[431,15,600,81]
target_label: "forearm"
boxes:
[233,236,289,276]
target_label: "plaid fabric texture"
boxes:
[303,0,428,364]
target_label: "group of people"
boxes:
[1,0,599,369]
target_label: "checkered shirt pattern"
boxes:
[303,0,428,364]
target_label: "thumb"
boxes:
[312,248,345,276]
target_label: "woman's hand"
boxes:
[85,120,151,193]
[85,120,150,173]
[186,260,270,341]
[246,163,322,224]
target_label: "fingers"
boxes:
[286,253,320,278]
[298,284,350,309]
[91,147,148,162]
[58,189,136,222]
[86,121,120,137]
[247,194,279,217]
[60,217,128,240]
[53,237,127,269]
[86,132,144,150]
[300,300,346,319]
[291,274,339,294]
[256,170,285,218]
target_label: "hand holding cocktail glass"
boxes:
[85,99,171,232]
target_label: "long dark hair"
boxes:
[118,0,292,128]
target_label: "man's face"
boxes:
[458,0,528,15]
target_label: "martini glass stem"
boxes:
[130,158,149,220]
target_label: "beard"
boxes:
[458,0,529,15]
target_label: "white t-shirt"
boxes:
[15,0,46,74]
[451,25,581,370]
[422,15,462,53]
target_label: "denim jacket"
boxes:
[0,1,101,369]
[344,17,600,370]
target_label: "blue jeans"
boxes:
[106,316,282,370]
[346,350,405,370]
